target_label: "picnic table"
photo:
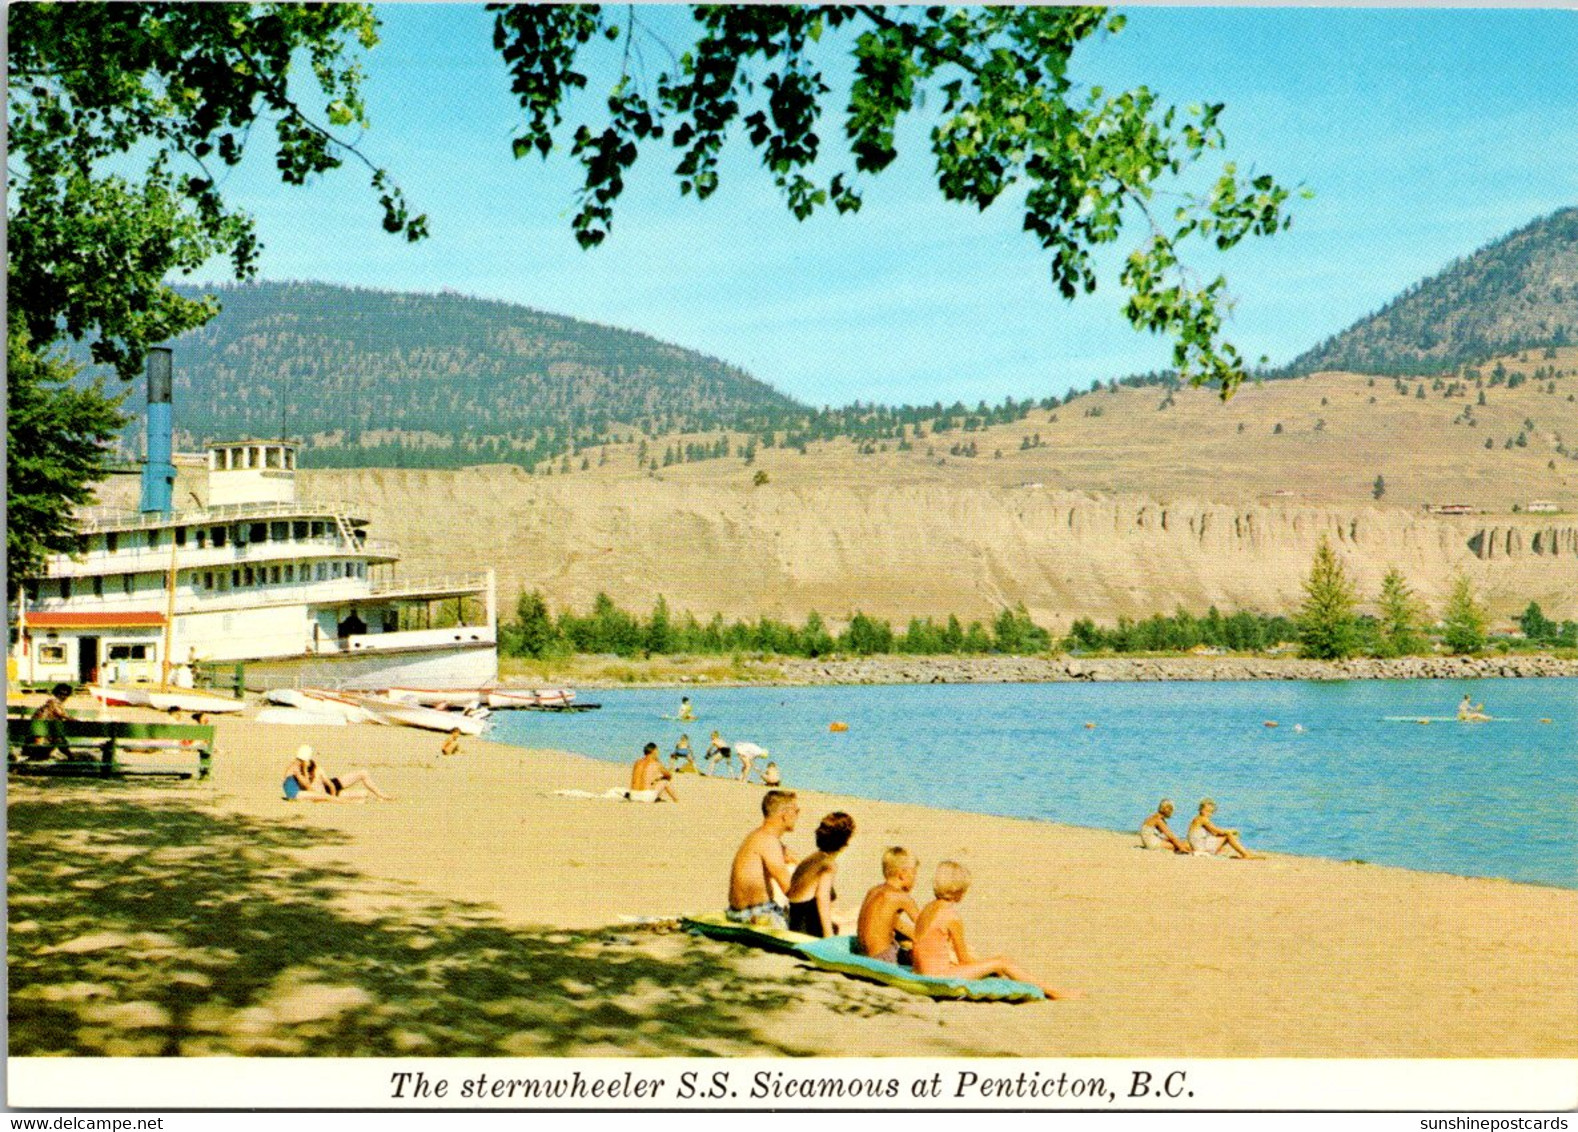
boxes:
[8,717,214,780]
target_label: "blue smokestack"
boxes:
[139,347,175,515]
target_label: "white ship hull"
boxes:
[243,641,498,692]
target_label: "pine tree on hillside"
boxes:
[1297,536,1359,659]
[1375,567,1426,657]
[1440,575,1489,655]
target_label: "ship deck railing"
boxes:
[74,499,371,533]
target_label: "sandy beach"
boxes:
[8,711,1576,1059]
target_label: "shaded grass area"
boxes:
[7,786,813,1057]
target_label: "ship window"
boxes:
[332,562,342,579]
[38,643,67,665]
[265,447,281,469]
[316,563,327,582]
[270,566,281,584]
[249,523,265,544]
[175,526,187,547]
[195,528,206,548]
[311,522,325,539]
[92,576,104,597]
[212,526,227,547]
[243,567,255,586]
[285,449,296,470]
[60,578,72,600]
[285,564,295,583]
[122,574,133,595]
[108,644,150,661]
[231,569,240,587]
[246,447,257,469]
[270,522,287,541]
[292,521,308,540]
[105,532,118,553]
[148,529,160,549]
[204,572,214,590]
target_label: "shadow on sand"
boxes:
[8,785,816,1057]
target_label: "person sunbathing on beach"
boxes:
[856,847,921,964]
[911,861,1079,999]
[785,812,855,937]
[284,744,393,802]
[629,741,679,803]
[704,731,733,776]
[726,790,800,929]
[1187,799,1262,858]
[1139,799,1193,853]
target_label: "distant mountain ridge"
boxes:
[1285,208,1578,376]
[83,280,805,467]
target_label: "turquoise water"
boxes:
[489,678,1578,889]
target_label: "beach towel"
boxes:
[682,915,1047,1001]
[552,787,660,803]
[682,912,817,955]
[796,935,1046,1002]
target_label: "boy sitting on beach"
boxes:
[1139,799,1192,853]
[1187,798,1261,858]
[911,861,1079,1000]
[856,847,921,964]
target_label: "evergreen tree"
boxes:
[6,321,128,597]
[1440,574,1489,654]
[510,590,563,658]
[1375,567,1425,656]
[646,595,674,655]
[1372,473,1386,500]
[1518,601,1555,643]
[1296,536,1359,659]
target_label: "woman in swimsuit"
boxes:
[285,744,393,802]
[911,861,1078,999]
[785,812,855,937]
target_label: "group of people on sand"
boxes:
[1139,798,1261,858]
[666,731,780,785]
[725,790,1078,999]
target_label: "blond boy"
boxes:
[911,861,1079,999]
[856,847,921,964]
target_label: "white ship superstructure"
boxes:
[15,437,497,690]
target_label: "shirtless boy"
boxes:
[630,741,679,803]
[911,861,1078,999]
[1139,799,1192,853]
[856,847,921,964]
[726,790,799,928]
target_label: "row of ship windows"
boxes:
[91,520,349,554]
[212,444,296,471]
[28,560,368,601]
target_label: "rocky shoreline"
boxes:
[567,653,1578,687]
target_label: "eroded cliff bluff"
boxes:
[303,468,1578,627]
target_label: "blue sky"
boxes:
[187,5,1578,408]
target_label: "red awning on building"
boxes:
[24,611,166,629]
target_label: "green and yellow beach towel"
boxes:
[682,915,1046,1002]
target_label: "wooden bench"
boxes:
[8,718,214,780]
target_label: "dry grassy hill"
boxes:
[278,351,1578,630]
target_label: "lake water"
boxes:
[489,678,1578,889]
